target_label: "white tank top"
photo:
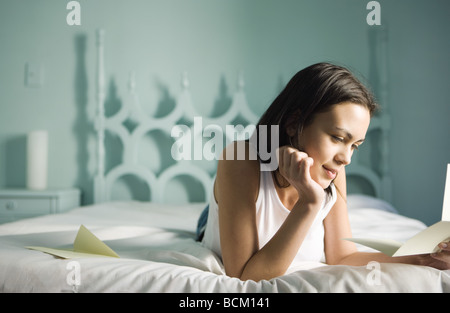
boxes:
[202,168,337,268]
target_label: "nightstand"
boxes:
[0,189,81,224]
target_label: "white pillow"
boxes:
[347,194,398,213]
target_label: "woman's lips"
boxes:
[323,166,337,180]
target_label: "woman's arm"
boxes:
[216,143,324,281]
[323,168,358,264]
[322,171,408,265]
[323,168,450,270]
[215,143,260,279]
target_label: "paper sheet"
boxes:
[442,164,450,222]
[344,237,403,256]
[345,164,450,257]
[393,221,450,256]
[26,225,119,259]
[345,221,450,256]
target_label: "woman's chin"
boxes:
[312,175,332,190]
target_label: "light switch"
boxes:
[25,62,44,88]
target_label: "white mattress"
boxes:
[0,197,449,293]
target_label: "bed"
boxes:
[1,29,449,293]
[1,197,449,293]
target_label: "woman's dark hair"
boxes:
[255,62,378,188]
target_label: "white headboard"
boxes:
[92,28,392,204]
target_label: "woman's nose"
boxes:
[335,147,352,166]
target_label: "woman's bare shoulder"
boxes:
[215,141,260,204]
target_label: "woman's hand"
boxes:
[407,241,450,270]
[429,241,450,270]
[277,146,325,206]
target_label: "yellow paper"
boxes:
[345,164,450,257]
[27,225,119,259]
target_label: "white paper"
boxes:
[27,130,48,190]
[344,237,403,256]
[393,221,450,256]
[345,164,450,257]
[442,164,450,222]
[345,221,450,257]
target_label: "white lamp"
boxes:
[26,130,48,190]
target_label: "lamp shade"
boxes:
[27,130,48,190]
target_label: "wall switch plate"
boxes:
[25,62,44,88]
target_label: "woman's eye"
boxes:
[332,135,360,150]
[332,136,344,142]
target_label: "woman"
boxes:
[198,62,450,281]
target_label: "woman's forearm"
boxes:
[240,200,321,281]
[335,251,417,266]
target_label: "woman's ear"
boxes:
[286,124,296,138]
[285,111,301,138]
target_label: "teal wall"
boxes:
[0,0,449,225]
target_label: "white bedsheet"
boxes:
[0,200,449,293]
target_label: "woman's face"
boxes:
[294,102,371,189]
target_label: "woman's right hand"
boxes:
[277,146,325,206]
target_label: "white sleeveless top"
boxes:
[202,169,337,268]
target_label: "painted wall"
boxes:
[0,0,449,225]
